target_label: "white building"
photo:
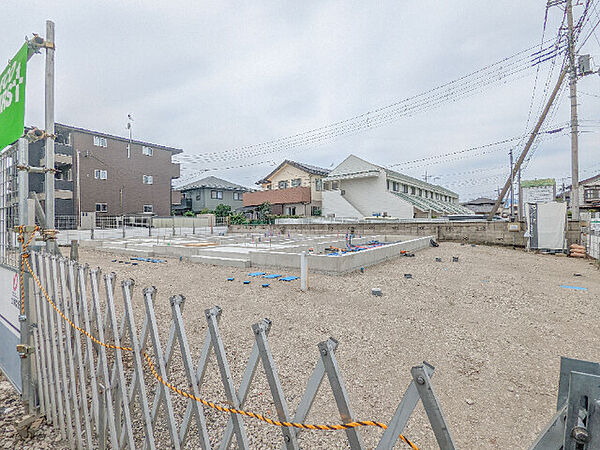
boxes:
[322,155,472,219]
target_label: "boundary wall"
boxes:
[229,221,583,247]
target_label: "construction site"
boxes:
[2,2,600,449]
[32,232,598,449]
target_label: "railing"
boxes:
[55,215,78,230]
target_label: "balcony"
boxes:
[40,153,73,166]
[55,179,73,191]
[243,186,311,207]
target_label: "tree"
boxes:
[214,203,232,217]
[257,202,271,220]
[230,213,248,225]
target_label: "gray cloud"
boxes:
[2,0,599,199]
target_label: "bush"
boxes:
[230,213,248,225]
[214,204,232,217]
[183,211,195,217]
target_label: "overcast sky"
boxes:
[2,1,599,200]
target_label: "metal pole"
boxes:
[487,65,568,220]
[518,167,522,222]
[120,187,125,238]
[44,20,55,242]
[509,149,514,221]
[76,150,81,228]
[567,0,580,222]
[17,138,32,410]
[300,251,308,292]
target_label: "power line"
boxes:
[175,40,564,169]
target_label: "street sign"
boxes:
[0,43,28,151]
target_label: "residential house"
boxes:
[559,173,600,212]
[27,123,181,218]
[322,155,472,219]
[462,197,500,215]
[243,160,330,216]
[175,176,251,214]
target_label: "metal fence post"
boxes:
[253,320,300,450]
[170,295,212,448]
[376,362,435,449]
[205,306,250,449]
[143,287,181,449]
[318,339,365,450]
[121,279,156,449]
[411,365,455,449]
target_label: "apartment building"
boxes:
[322,154,472,219]
[28,123,181,218]
[243,160,330,216]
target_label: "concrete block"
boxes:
[189,255,251,268]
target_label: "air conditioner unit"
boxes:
[340,189,345,195]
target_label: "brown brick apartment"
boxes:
[28,123,181,218]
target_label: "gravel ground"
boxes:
[0,372,69,449]
[5,241,598,449]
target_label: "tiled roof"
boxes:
[243,186,311,206]
[177,176,251,192]
[393,192,473,215]
[462,197,496,205]
[257,160,330,184]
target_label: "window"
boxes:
[95,202,107,212]
[323,182,331,191]
[211,190,223,199]
[286,206,296,215]
[315,179,322,191]
[56,131,71,146]
[435,193,440,200]
[311,206,321,216]
[278,180,288,189]
[94,169,107,180]
[143,175,153,185]
[393,182,399,192]
[233,192,243,200]
[143,204,153,213]
[331,181,339,190]
[142,146,153,156]
[418,188,422,197]
[585,188,600,200]
[411,186,416,195]
[93,136,107,147]
[196,193,202,201]
[387,180,390,190]
[403,185,409,193]
[291,178,302,187]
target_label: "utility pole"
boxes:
[423,170,428,183]
[509,149,514,221]
[487,66,568,220]
[44,20,56,249]
[518,167,522,221]
[567,0,580,221]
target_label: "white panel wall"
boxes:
[322,190,363,218]
[340,171,414,219]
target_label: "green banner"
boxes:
[0,43,28,151]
